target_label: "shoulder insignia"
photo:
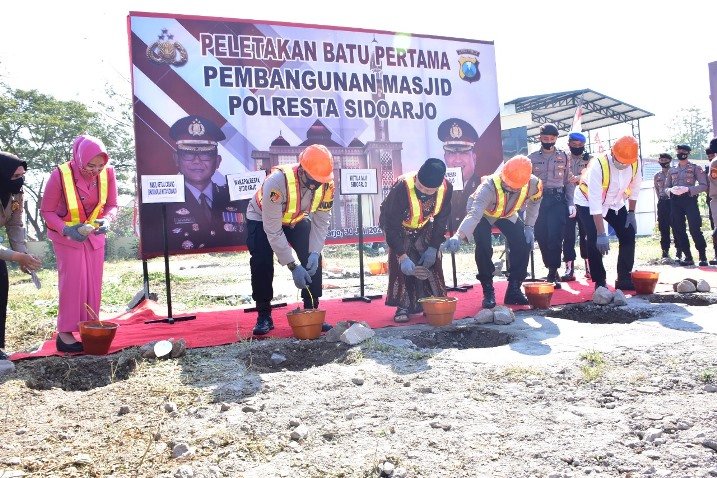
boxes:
[269,189,282,203]
[711,168,717,180]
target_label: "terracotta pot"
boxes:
[523,282,555,309]
[418,297,457,326]
[287,309,325,340]
[79,320,119,355]
[631,270,659,295]
[380,261,389,274]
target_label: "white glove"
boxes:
[442,235,461,254]
[568,205,576,218]
[669,186,688,196]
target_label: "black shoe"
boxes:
[560,261,575,281]
[679,258,695,266]
[699,260,708,267]
[0,349,8,360]
[614,277,635,291]
[55,335,84,353]
[661,251,670,259]
[594,281,608,290]
[710,260,717,265]
[321,323,333,332]
[252,314,274,336]
[504,281,530,305]
[546,268,562,289]
[480,281,496,309]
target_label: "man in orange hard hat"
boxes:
[444,155,543,308]
[574,135,641,290]
[245,144,335,335]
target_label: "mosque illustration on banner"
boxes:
[249,49,403,236]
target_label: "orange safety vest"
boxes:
[484,176,542,218]
[58,163,108,226]
[401,173,447,230]
[578,155,638,203]
[255,164,334,226]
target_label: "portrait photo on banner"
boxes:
[129,11,504,258]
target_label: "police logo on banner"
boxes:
[457,49,480,83]
[146,28,188,66]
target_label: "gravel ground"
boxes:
[1,260,716,478]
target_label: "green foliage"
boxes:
[0,83,135,239]
[655,107,712,158]
[579,349,605,382]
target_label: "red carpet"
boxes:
[7,277,677,360]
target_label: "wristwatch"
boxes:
[287,261,297,271]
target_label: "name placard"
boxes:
[227,171,267,201]
[339,169,378,195]
[141,175,185,203]
[445,167,464,191]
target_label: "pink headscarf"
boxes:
[71,134,109,169]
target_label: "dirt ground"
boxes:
[2,255,717,477]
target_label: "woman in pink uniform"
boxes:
[40,135,118,353]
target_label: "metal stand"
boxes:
[145,204,196,324]
[244,303,287,313]
[343,194,382,302]
[446,216,472,292]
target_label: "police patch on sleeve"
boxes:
[711,168,717,180]
[269,189,282,203]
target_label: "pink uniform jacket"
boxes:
[40,135,118,333]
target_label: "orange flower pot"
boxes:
[79,320,119,355]
[631,270,659,295]
[368,261,383,275]
[523,282,555,309]
[287,309,325,340]
[418,297,457,326]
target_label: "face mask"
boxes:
[660,163,670,169]
[541,142,555,150]
[612,158,630,170]
[569,146,585,156]
[676,153,688,160]
[415,187,433,201]
[8,177,24,194]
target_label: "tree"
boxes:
[0,83,135,239]
[657,107,712,159]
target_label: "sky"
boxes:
[1,0,716,155]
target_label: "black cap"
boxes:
[710,138,717,153]
[437,118,478,152]
[539,123,559,136]
[706,148,713,155]
[416,158,447,188]
[170,115,226,152]
[658,153,672,163]
[676,144,692,152]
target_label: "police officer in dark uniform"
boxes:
[528,123,575,286]
[167,115,247,251]
[664,144,708,266]
[561,132,591,281]
[438,118,480,232]
[654,153,682,260]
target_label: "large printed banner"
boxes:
[128,12,503,259]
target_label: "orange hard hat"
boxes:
[500,155,532,189]
[612,136,639,164]
[299,144,334,183]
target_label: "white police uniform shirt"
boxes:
[574,154,641,216]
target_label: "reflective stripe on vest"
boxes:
[484,176,529,218]
[402,173,447,229]
[58,163,108,226]
[578,156,638,203]
[255,164,334,226]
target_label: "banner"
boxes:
[128,12,503,258]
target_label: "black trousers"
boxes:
[656,198,674,253]
[709,196,717,255]
[246,219,322,313]
[576,205,635,285]
[473,217,529,284]
[0,260,8,349]
[535,192,567,269]
[670,194,706,258]
[562,215,587,262]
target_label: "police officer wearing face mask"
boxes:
[654,153,683,260]
[706,138,717,264]
[527,123,575,287]
[663,144,709,266]
[560,132,592,281]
